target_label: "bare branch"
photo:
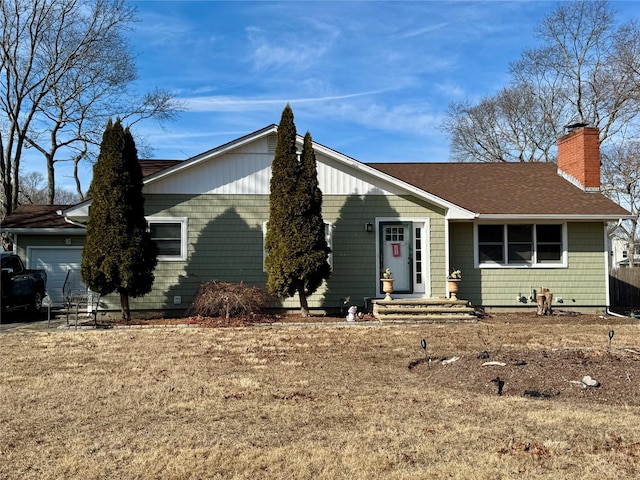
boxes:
[441,1,640,166]
[1,0,182,217]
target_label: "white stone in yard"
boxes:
[581,375,600,388]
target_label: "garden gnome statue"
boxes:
[347,305,358,322]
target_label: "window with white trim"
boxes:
[623,244,640,258]
[148,218,187,261]
[477,223,565,267]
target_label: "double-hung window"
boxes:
[477,223,565,267]
[148,218,188,261]
[535,224,563,263]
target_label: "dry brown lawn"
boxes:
[1,313,640,479]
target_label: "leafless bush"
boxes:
[186,281,272,318]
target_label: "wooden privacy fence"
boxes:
[609,267,640,311]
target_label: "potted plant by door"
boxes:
[447,269,462,300]
[381,268,394,301]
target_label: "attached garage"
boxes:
[0,204,87,306]
[28,247,85,304]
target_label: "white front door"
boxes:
[380,222,412,293]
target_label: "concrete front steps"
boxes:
[371,297,477,323]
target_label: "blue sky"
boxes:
[47,0,640,193]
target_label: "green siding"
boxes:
[14,235,85,260]
[449,222,608,309]
[133,193,446,313]
[14,206,610,313]
[394,195,447,297]
[11,194,447,314]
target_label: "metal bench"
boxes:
[47,270,101,329]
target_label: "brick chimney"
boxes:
[557,125,600,192]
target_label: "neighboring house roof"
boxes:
[0,204,83,233]
[139,159,183,178]
[368,162,631,219]
[0,162,185,233]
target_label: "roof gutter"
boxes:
[62,216,87,229]
[473,214,634,221]
[0,227,85,235]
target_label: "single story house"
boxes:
[1,125,632,314]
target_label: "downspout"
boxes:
[605,219,629,318]
[605,221,612,311]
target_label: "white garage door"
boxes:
[28,247,85,304]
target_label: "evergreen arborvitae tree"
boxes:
[298,130,332,306]
[265,105,299,302]
[81,119,159,320]
[265,105,331,316]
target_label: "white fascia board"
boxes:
[59,203,90,217]
[445,208,478,220]
[310,142,477,220]
[143,125,278,186]
[58,204,90,224]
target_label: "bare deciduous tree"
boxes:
[19,171,78,205]
[0,0,181,219]
[602,142,640,267]
[440,0,640,245]
[511,0,640,141]
[441,0,640,164]
[442,86,558,163]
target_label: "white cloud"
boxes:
[393,22,449,40]
[131,9,197,48]
[246,26,330,73]
[318,101,445,137]
[435,82,466,99]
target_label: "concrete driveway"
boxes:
[0,309,72,333]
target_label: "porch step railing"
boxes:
[371,298,477,323]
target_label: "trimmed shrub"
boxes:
[186,281,272,318]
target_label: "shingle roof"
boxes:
[0,204,78,230]
[1,162,185,231]
[139,159,183,177]
[1,158,631,232]
[367,162,630,217]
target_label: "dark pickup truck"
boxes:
[1,253,47,313]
